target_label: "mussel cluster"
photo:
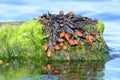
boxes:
[38,11,99,58]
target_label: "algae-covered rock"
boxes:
[0,12,110,62]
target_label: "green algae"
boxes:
[0,20,110,62]
[0,20,48,61]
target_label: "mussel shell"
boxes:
[56,38,65,42]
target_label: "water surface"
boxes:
[0,0,120,80]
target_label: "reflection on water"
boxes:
[0,60,106,80]
[43,61,105,80]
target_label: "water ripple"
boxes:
[92,13,120,21]
[0,0,27,5]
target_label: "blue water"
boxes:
[0,0,120,80]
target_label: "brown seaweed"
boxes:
[38,11,99,58]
